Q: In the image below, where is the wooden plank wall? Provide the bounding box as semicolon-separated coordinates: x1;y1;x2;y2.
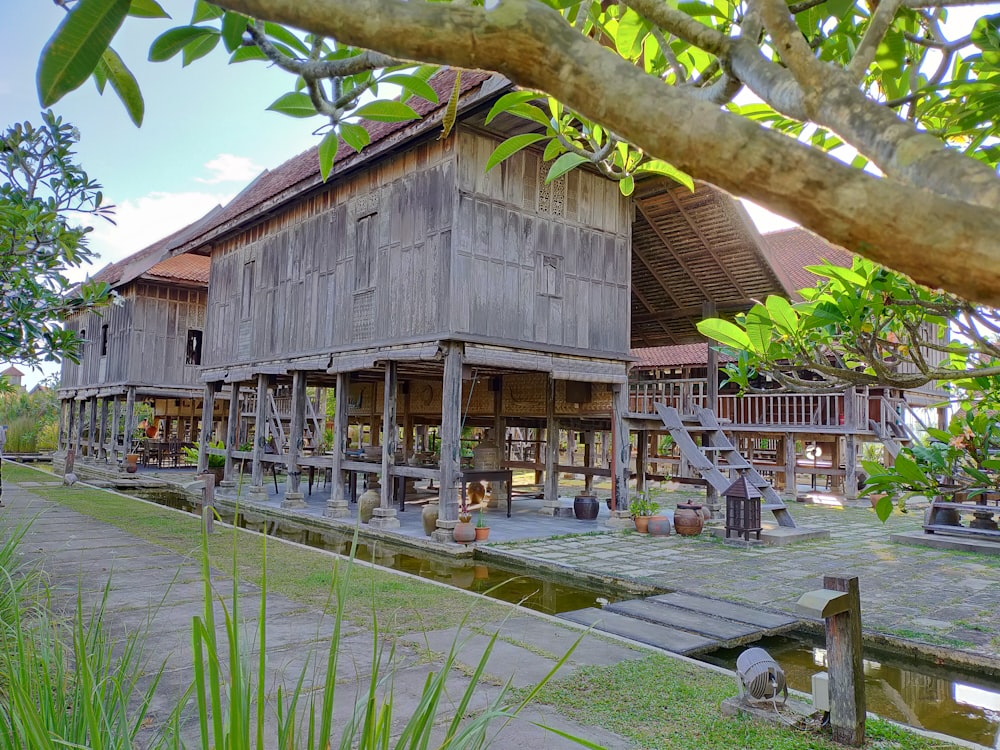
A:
452;128;631;355
60;282;206;390
205;138;457;368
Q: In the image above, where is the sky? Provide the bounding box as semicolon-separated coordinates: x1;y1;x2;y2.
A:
0;1;795;388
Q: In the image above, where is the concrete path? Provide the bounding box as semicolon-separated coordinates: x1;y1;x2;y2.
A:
1;481;641;749
490;494;1000;662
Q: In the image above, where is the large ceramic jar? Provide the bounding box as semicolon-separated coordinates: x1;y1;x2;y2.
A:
453;520;476;543
573;494;599;520
358;483;381;524
421;502;439;536
674;504;705;536
647;516;672;537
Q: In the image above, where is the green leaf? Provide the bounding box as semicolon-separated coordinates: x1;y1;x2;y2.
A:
875;494;894;522
266;91;316;118
129;0;169;18
191;0;223;22
744;304;773;356
485;133;548;172
893;453;930;487
542;137;563;162
696;318;751;350
229;46;267;63
37;0;131;106
615;8;649;58
634;159;694;190
440;70;462;139
924;427;952;443
100;47;144;126
380;73;438;105
484;90;539;125
354;100;420;122
149;26;216;62
765;295;798;335
340;123;370;152
318;132;339;182
619;175;635;196
545;152;589;183
181;30;219;66
220;12;249;53
262;23;310;56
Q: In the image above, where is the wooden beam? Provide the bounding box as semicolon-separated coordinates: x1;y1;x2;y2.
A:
110;396;120;463
542;376;560;513
326;371;351;518
283;370;308;507
197;384;215;473
250;373;269;495
630;284;681;344
583;430;595;493
379;362;398;511
635;200;713;300
663;189;746;295
223;383;241;484
610;383;630;513
98;397;109;461
86;396;97;460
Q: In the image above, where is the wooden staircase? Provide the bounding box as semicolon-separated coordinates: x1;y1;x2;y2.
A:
654;404;796;528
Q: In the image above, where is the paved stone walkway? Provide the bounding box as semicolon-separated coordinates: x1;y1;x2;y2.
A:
491;495;1000;661
1;480;641;749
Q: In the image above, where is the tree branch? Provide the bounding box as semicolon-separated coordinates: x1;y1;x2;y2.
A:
848;0;904;82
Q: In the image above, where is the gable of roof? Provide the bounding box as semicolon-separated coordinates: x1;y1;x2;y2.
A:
1;365;24;377
143;254;211;285
760;227;855;300
631;343;735;369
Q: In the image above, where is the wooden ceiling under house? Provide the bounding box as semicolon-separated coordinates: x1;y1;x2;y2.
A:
629;178;788;349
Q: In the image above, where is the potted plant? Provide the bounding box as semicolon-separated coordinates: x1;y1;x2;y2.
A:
475;507;490;542
628;494;661;534
183;440;226;483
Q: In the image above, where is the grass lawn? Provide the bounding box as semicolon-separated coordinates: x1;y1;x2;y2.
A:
3;461;964;750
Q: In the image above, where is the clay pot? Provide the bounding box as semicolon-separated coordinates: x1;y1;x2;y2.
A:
674;504;705;536
358;484;381;524
125;453;139;474
474;525;490;542
573;494;600;520
421;502;439;536
633;515;652;534
647;516;672;537
453;521;476;543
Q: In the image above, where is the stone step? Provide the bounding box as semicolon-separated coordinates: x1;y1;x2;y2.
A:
648;592;798;631
558;607;717;655
603;599;759;644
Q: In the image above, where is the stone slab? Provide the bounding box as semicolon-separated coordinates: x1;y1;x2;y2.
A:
647;592;798;631
891;529;1000;556
604;599;759;641
558;607;717;655
709;525;830;545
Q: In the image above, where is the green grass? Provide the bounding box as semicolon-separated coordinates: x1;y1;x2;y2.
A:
525;656;963;749
2;462;510;635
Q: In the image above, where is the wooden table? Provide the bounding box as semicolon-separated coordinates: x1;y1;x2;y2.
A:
461;469;515;517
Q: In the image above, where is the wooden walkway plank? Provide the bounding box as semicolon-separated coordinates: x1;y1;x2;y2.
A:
603;599;758;641
558;607;718;655
648;592;798;631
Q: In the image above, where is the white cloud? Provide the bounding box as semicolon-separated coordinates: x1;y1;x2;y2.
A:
79;189;235;281
195;153;263;185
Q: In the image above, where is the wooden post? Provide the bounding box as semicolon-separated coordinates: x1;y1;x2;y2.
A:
402;381;414;459
76;400;85;458
533;428;543;484
372;362;400;529
197;384;215;473
57;399;67;453
98;397;109;461
583;430;595;493
566;429;577;477
124;387;136;455
541;376;560;515
636;430;648;495
784;432;798;500
608;383;631;525
250;373;269;498
86;396;97;461
844;434;858;501
223;382;240;485
110;396;120;464
200;471;215;534
325;371;351;518
281;371;308;508
434;342;463;542
823;575;866;746
492;376;506;507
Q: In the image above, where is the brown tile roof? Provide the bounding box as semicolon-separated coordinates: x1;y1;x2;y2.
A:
1;365;24;377
760;227;855;300
144;254;210;285
169;69;499;256
631;344;735;369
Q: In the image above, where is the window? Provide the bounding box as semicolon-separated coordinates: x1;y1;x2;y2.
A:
186;329;203;366
100;324;109;356
537;254;563;298
241;260;255;319
79;329;86;356
354;214;377;291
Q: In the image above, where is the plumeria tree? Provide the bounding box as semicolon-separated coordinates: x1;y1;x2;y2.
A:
0;112;111;369
33;0;1000;306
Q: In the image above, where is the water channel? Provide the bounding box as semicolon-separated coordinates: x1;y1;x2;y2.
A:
133;487;1000;747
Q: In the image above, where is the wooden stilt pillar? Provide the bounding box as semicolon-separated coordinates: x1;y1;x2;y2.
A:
57;400;67;453
566;429;577;478
533;428;543;484
326;372;351;518
323;372;351;518
75;400;85;458
785;433;798;500
372;362;400;528
433;343;463;542
402;381;414;459
541;376;561;515
282;371;307;508
223;383;240;485
491;375;506;508
65;399;75;456
845;434;858;502
98;397;109;461
250;373;269;499
123;387;136;456
85;396;97;461
636;430;648;495
824;575;866;746
197;384;215;473
608;383;632;527
583;430;595;493
109;397;120;464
